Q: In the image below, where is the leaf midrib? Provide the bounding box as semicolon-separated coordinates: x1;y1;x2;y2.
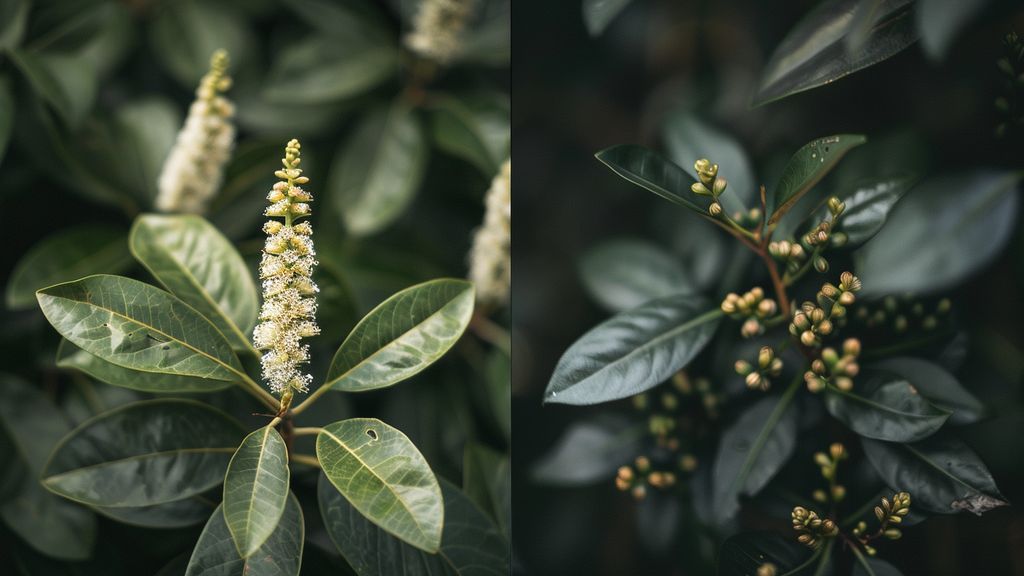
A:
231;427;287;555
827;384;950;420
901;443;986;495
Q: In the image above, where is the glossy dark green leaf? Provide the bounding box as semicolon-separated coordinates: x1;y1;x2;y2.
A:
324;279;474;393
578;238;694;313
830;176;915;247
767;134;866;225
582;0;633;35
6;225;131;310
753;0;916;106
223;426;290;558
825;376;950;442
718;531;813;576
317;418;442;552
862;435;1008;515
330;102;427;236
319;475;509;575
662;110;757;214
186;492;304;576
856;171;1022;296
917;0;988;61
149;0;254;86
93;496;216;528
9;49;97;127
57;339;232;393
429;92;510;175
130;214;259;351
712;384;800;520
545;295;720;405
458;0;510;66
870;357;985;425
463;443;510;535
0;0;29;50
0;375;96;560
595;145;708;214
42;399;245;507
264;35;397;105
103;98;182;207
37;275;245;381
531;416;643;486
0;75;12;165
285;0;390;38
853;556;903;576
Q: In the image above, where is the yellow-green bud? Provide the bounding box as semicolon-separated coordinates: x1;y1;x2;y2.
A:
735;360;753;375
694;158;718;186
709;201;723;216
714;177;728;195
635;456;651;473
835;376;853;391
801;330;817;347
691;182;711;196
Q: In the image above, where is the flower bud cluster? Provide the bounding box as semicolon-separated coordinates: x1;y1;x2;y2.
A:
615;456;677;500
768;239;807;273
791;506;838;549
253;139;320;395
691;158;729;217
853;491;912;555
156;50;236;214
469;159;511;306
735;346;783;391
804;338;861;393
405;0;476;65
721;287;779;338
855;296;951;333
811;443;848;503
790;272;861;347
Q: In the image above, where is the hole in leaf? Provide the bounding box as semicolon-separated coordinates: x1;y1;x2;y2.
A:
366;429;378;440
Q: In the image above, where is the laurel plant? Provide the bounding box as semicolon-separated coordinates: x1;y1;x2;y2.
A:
534;125;1021;574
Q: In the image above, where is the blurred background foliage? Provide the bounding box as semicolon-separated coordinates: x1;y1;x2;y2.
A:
513;0;1024;574
0;0;508;572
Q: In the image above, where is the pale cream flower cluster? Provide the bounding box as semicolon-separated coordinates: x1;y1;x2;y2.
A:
253;139;320;395
469;159;511;306
155;50;235;214
405;0;476;65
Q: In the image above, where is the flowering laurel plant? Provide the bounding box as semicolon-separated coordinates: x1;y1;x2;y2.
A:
28;137;509;573
534;128;1022;574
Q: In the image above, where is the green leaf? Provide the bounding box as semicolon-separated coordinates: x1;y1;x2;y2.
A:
6;225;131;310
712;382;800;520
93;496;216;529
0;375;96;560
531;416;642;486
42;399;245;507
130;214;258;352
57;339;232;394
824;376;950;442
317;418;443;552
264;35;398;105
753;0;916;106
917;0;988;61
545;296;721;405
186;492;304;576
36;275;245;381
463;442;510;535
862;435;1008;515
767;134;867;226
324;279;474;393
109;99;182;206
0;75;13;165
319;475;509;575
578;238;694;313
149;0;254;87
330;101;427;236
662;110;757;214
429;92;510;175
285;0;391;39
223;426;290;558
853;557;904;576
484;348;511;443
0;0;29;50
855;171;1022;296
829;175;915;247
870;357;985;425
595;145;709;214
458;0;510;66
9;49;97;127
718;531;814;576
582;0;633;35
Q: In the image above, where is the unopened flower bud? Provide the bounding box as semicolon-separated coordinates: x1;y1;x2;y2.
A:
831;232;848;247
838;291;856;305
691;182;711;196
758;346;774;369
709;201;723;216
714;177;728;195
814;452;831;467
839;271;861;292
694;158;718;186
758;299;777;317
817;319;833;335
635;456;650;473
832;485;846;501
735;360;753;375
835;376;853;391
801;330;817;347
827;196;845;216
813;489;827;503
746;372;765;390
680;454;698;472
793;312;811;330
814;256;829;273
884;528;902;540
741;318;762;338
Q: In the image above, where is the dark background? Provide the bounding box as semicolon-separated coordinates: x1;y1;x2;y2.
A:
512;0;1024;574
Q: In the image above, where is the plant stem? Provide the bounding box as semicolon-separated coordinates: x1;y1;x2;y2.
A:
289;381;332;416
290;454;320;468
292;427;322;437
761;249;792;317
812;538;834;576
470;313;511;355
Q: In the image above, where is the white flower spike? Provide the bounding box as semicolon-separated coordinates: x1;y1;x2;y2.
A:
469;159;511;306
156;49;235;214
405;0;476;65
253;139;320;397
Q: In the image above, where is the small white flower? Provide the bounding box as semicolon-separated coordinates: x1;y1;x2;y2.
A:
155;50;235;214
253;139;320;395
469;159;511;306
405;0;476;65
